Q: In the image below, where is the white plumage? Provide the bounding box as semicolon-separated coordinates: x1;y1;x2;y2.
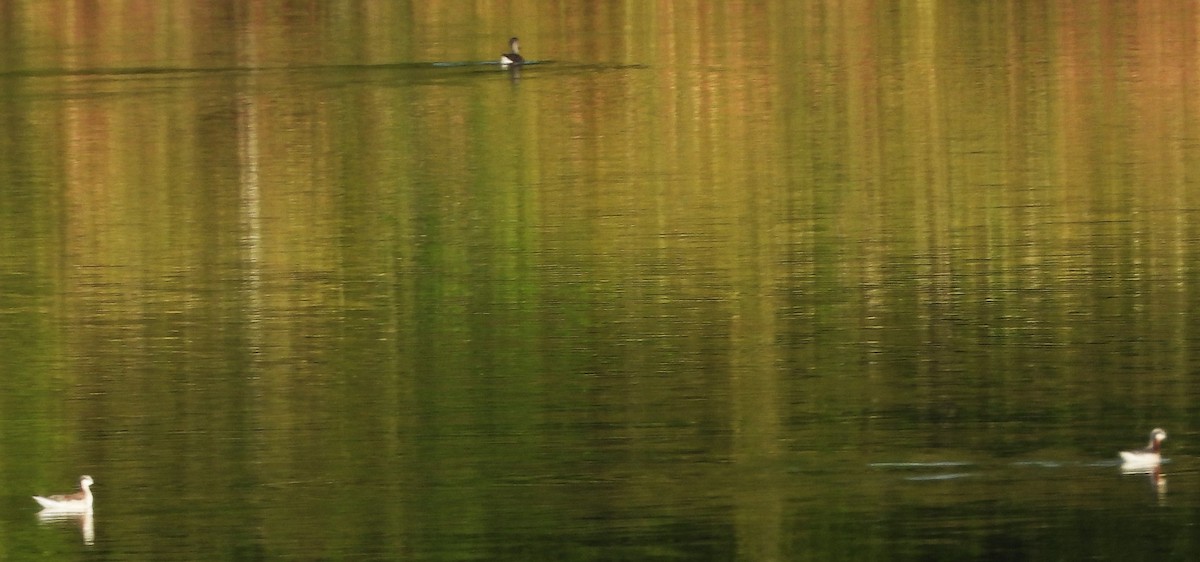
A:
1119;429;1166;469
33;475;94;512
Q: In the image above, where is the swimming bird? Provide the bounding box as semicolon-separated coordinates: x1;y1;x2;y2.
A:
1119;428;1167;469
500;37;525;65
32;475;94;512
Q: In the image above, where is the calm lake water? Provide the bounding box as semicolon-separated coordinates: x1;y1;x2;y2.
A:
2;1;1199;560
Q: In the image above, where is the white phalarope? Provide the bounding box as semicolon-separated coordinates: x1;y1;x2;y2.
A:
32;475;94;512
1119;428;1166;469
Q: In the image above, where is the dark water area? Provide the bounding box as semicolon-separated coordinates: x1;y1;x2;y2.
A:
2;1;1200;560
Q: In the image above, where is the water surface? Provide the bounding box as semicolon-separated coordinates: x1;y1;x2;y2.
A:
2;1;1199;560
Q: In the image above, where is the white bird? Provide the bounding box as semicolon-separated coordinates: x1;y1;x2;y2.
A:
33;475;94;512
1119;428;1167;469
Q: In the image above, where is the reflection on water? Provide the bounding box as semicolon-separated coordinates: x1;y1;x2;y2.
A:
1122;462;1169;502
2;1;1200;560
37;509;94;546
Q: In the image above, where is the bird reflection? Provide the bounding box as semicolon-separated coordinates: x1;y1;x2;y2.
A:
37;508;94;545
1120;463;1167;503
1148;466;1168;502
